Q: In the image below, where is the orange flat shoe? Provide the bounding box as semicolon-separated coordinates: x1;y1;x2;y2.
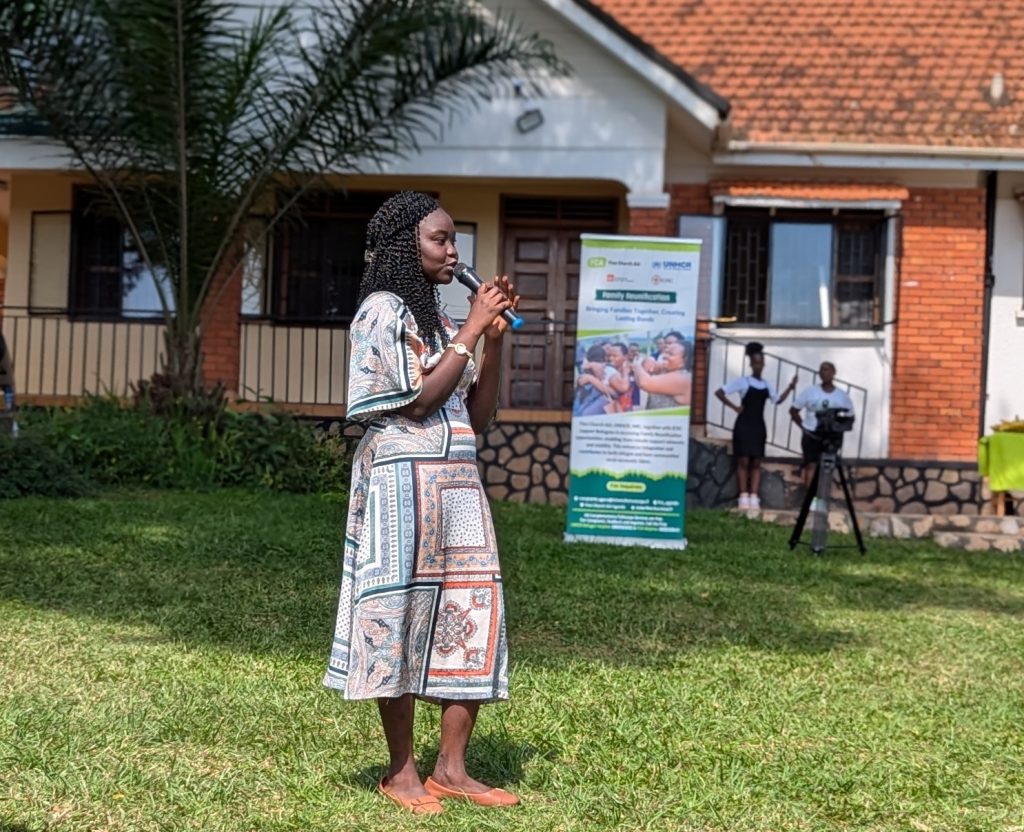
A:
378;777;444;815
424;776;520;807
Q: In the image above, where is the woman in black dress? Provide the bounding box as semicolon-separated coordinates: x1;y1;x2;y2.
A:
714;342;796;510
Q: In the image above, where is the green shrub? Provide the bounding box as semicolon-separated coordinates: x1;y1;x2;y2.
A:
3;398;354;497
210;410;353;493
0;430;93;498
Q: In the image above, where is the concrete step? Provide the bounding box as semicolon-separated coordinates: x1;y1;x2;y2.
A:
932;531;1024;553
929;515;1022;535
734;508;1023;547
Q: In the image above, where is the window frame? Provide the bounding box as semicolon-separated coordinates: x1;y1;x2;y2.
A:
67;187;167;322
720;207;887;331
264;189;437;327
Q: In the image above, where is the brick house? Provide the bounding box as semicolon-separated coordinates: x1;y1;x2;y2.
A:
2;0;1022;511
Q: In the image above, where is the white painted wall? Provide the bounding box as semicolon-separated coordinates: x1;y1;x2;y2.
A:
0;0;687;198
986;173;1024;430
705;330;890;459
361;0;673;195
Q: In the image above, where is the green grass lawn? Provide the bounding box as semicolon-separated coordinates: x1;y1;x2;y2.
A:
0;491;1022;832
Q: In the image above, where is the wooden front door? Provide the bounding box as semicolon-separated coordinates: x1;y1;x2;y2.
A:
499;197;618;409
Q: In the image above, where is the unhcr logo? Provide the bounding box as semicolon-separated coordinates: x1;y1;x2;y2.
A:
660;260;692;271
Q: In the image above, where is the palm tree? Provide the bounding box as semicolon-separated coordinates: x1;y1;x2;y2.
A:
0;0;565;398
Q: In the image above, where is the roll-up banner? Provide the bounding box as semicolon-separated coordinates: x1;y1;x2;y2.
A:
564;234;701;549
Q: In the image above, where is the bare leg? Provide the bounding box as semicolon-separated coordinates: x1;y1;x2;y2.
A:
377;695;429;800
736;456;750;497
749;457;762;496
431;700;491;793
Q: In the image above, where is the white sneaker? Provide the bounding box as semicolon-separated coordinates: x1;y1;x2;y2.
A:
749;494;761;510
738;493;751;509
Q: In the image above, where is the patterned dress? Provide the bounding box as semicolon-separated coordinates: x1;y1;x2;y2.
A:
323;291;509;702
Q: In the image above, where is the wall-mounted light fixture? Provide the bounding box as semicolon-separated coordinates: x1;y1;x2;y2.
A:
515;108;544;135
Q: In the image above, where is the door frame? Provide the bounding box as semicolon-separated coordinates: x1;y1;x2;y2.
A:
497;195;621;413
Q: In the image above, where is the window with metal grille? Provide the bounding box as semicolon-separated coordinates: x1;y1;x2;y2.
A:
721;209;885;328
69;188;171;318
266;190;438;323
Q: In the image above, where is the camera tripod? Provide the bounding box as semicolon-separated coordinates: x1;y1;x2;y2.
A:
788;438;866;556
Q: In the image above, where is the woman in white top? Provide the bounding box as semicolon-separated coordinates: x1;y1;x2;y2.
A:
715;342;796;510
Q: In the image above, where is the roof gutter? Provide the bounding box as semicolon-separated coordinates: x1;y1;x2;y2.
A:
723;140;1024;159
716;140;1024;171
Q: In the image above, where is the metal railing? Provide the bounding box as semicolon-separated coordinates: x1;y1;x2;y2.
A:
238;316;349;407
0;306;165;400
0;306;356;409
703;330;869;459
5;306;873;453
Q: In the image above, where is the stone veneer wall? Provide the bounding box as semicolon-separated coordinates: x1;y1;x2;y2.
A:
320;419;574;505
476;422;571;504
685;436;1006;516
318;420;1013;516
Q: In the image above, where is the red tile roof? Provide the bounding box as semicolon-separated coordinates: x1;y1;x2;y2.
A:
587;0;1024;149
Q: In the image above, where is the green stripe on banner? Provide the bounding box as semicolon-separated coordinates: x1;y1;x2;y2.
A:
576;329;633;338
582;239;701;252
570;468;688;481
626;407;691;417
595;290;677;303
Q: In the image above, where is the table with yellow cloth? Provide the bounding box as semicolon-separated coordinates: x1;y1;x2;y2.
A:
978;432;1024;515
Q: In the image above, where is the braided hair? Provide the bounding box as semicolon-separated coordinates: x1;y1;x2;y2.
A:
358;191;448;349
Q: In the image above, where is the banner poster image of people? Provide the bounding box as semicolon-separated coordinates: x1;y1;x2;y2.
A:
564;234;701;549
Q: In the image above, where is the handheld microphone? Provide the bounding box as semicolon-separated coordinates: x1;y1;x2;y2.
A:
453;262;524;331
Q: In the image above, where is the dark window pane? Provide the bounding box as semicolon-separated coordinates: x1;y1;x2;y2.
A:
835;280;876;327
516;239;549;262
273;191;398;322
515;273;548;298
278;217;363;320
71;189;169;317
72;198;121;316
837;225;878;276
723;218;768;323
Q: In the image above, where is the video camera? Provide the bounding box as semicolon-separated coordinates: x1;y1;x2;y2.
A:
813;407;855;449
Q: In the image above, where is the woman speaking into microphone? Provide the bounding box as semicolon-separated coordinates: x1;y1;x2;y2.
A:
323;191;521;814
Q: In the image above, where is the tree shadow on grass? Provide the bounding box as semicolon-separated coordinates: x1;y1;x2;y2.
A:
0;492;1021;668
494;502;1024;667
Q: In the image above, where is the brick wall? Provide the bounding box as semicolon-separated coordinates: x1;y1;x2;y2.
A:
200;260;242;394
627;186;712;236
627;206;669;236
890;187;986;460
668;184;711;222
